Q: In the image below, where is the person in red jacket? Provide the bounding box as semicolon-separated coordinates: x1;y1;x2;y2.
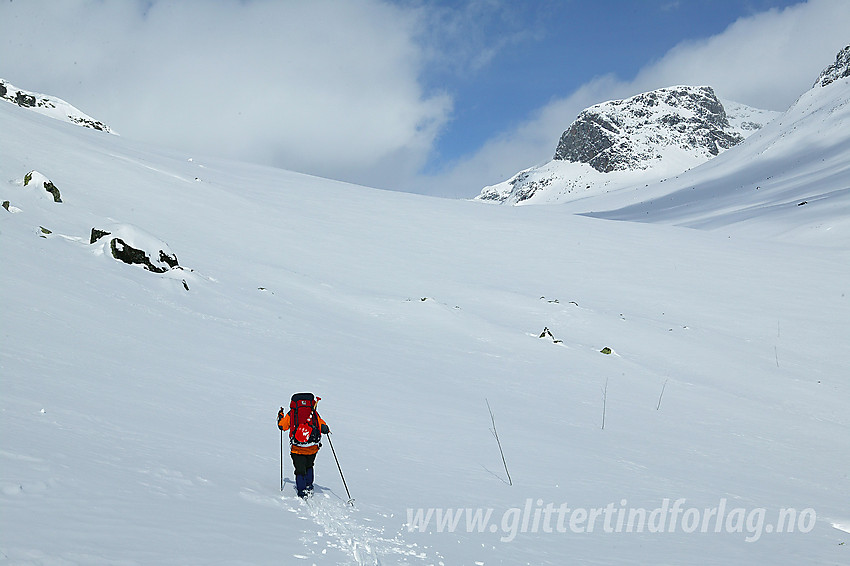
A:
278;393;329;498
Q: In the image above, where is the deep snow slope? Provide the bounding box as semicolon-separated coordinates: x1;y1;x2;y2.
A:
590;65;850;245
1;95;849;566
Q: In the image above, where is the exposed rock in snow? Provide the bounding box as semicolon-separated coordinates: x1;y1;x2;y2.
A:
90;224;181;274
23;171;62;203
553;86;742;173
1;79;114;133
813;44;850;88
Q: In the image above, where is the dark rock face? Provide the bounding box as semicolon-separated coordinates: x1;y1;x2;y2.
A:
814;44;850;88
554;114;617;171
553;86;743;173
15;91;36;108
109;238;179;274
158;250;179;269
43;180;62;203
90;228;112;244
70;116;110;131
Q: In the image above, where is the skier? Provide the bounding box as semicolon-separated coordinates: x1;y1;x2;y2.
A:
278;393;329;498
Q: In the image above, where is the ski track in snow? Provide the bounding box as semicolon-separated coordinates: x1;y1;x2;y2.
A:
279;489;444;566
240;482;443;565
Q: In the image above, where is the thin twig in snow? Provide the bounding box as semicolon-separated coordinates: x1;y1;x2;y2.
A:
486;398;512;486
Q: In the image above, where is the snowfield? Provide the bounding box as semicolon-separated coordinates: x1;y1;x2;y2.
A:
590;76;850;244
1;75;849;565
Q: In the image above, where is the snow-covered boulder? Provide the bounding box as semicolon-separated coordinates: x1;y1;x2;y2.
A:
90;224;180;274
23;170;62;203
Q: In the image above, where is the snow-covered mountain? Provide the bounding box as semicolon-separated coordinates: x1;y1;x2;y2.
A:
813;44;850;87
2;61;849;566
0;78;114;133
587;44;850;244
477;86;777;205
553;86;745;172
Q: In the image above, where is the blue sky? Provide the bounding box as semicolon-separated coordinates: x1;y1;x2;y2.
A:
1;0;847;197
419;0;802;170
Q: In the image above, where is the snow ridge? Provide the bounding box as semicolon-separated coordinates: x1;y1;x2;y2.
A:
813;43;850;88
0;78;114;133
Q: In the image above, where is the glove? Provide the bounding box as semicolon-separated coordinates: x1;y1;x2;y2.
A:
320;424;330;434
277;408;286;430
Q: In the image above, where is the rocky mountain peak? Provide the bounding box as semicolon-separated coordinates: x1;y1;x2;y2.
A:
477;86;778;206
553;85;742;173
813;44;850;88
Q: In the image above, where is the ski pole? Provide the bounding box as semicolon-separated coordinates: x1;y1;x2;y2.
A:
280;429;283;491
326;433;353;504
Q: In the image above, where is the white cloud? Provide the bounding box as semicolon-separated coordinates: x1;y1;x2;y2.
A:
0;0;451;189
407;74;627;197
411;0;545;75
628;0;850;110
421;0;850;197
2;0;847;199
